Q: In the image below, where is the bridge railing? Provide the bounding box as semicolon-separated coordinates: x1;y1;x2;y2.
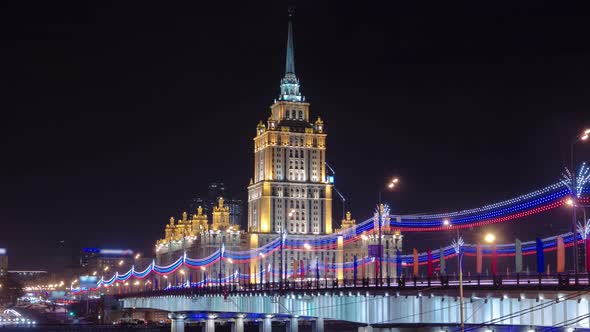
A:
113;272;589;299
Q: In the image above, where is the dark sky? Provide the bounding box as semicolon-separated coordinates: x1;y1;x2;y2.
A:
1;1;589;271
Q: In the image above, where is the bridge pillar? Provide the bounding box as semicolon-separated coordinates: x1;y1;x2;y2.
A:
205;314;216;332
311;317;324;332
168;313;186;332
286;316;299;332
259;314;272;332
231;314;244;332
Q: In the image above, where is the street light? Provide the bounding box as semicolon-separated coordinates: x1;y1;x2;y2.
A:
444;219;464;332
484;233;496;244
378;177;400;285
571;128;590;283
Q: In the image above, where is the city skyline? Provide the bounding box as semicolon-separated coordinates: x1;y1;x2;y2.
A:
1;2;589;270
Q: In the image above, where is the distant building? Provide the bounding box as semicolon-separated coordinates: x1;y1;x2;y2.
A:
0;248;7;278
80;248;134;276
225;198;243;228
189;197;210;218
7;270;48;285
208;182;227;204
188;182;243;228
53;240;81;273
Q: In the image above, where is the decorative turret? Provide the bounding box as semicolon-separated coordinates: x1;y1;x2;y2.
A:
336;211;356;232
163;217;175;242
211;197;231;231
257;121;266;136
191;206;209;232
268;116;277;130
314;116;324;133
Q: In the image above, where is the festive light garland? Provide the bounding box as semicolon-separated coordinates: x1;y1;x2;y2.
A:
73;228;589;294
72;167;590;293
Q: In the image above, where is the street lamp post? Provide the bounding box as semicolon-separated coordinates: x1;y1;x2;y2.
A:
444;218;464;332
570;129;589;284
378;178;399;286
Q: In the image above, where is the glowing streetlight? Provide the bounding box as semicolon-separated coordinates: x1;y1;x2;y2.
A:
387;178;399;189
360;234;368;241
567;198;574;206
378;176;400;284
226;258;233;264
571;128;589;283
303;243;311;250
179;270;185;275
118;260;124;266
200;266;206;271
443;218;450;226
92;271;97;276
135;253;141;259
103;266;109;272
484;233;496;244
163;275;168;279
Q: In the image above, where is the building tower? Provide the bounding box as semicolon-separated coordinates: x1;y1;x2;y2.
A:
248;10;332;236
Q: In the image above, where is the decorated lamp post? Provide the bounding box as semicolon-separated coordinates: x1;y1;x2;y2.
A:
447;219;465;332
378;177;399;285
568;129;590;284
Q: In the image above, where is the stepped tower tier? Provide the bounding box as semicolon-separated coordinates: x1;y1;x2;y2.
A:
248;11;332;236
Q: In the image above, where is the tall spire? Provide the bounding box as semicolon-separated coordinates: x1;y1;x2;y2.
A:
278;7;303;103
285;8;295;75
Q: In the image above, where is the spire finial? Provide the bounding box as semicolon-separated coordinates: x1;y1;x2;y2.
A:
278;7;303;103
285;7;296;75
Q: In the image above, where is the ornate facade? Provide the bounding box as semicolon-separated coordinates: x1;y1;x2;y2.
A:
156;198;246;284
154;12;403;286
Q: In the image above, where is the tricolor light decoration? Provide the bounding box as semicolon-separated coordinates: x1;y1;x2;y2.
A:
562;163;590;198
76;170;590;292
74;231;585;293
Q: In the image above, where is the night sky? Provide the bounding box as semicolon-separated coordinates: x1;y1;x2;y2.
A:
1;1;589;271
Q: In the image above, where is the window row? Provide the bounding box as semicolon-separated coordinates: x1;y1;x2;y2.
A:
285;110;304;120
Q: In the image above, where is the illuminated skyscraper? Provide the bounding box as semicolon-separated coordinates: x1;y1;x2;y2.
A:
247;11;332;236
